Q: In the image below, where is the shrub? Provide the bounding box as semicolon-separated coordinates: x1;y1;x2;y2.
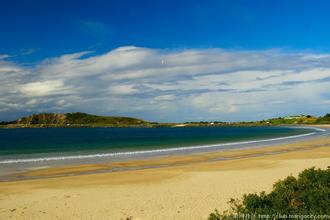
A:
208;167;330;219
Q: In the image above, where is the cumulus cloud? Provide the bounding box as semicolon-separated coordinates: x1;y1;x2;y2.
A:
18;80;72;96
1;46;330;121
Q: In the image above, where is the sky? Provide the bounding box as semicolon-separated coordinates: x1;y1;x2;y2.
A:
1;0;330;122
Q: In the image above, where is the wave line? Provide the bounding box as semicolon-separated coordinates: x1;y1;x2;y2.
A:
0;130;321;164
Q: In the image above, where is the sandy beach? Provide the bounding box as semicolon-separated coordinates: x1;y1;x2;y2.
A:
0;133;329;219
2;1;330;218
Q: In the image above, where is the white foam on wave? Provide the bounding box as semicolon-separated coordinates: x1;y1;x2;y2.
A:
306;127;326;132
0;128;323;164
288;126;327;132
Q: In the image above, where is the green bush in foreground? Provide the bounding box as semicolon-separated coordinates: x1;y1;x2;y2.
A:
209;167;330;219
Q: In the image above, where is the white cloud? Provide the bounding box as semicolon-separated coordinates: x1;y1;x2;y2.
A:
154;94;176;101
189;92;238;114
109;84;138;95
26;99;38;106
1;46;330;121
18;80;71;96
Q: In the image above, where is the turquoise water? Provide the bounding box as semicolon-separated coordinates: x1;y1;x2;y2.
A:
0;127;314;162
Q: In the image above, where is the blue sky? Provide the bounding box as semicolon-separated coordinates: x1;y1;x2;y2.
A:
3;0;330;60
1;0;330;122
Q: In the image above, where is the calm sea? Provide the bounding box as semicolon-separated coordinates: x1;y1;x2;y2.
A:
0;126;317;163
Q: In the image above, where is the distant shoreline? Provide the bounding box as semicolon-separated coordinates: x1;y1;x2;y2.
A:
1;112;330;128
1;123;330;129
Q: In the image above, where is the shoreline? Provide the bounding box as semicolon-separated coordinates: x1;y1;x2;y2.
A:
0;134;329;219
0;133;329;219
1;126;329;182
0;127;319;164
0;126;326;180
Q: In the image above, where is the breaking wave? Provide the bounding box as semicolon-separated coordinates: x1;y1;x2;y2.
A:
0;128;322;164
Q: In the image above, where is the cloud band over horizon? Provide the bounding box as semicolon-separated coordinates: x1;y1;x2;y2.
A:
1;46;330;122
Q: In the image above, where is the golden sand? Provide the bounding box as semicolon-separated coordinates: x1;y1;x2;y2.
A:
0;134;329;219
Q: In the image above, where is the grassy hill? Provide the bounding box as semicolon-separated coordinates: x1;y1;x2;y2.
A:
316;113;330;124
1;112;329;128
263;115;319;125
4;112;152;128
182;114;324;127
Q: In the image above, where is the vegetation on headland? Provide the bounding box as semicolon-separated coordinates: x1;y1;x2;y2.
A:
208;167;330;220
0;112;157;128
316;113;330;124
182;114;329;127
0;112;330;128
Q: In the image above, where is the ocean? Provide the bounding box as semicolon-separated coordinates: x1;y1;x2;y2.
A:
0;126;320;165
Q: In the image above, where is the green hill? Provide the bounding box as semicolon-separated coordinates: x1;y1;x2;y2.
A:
1;112;330;128
316;113;330;124
65;112;147;126
263;114;318;125
9;112;151;127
